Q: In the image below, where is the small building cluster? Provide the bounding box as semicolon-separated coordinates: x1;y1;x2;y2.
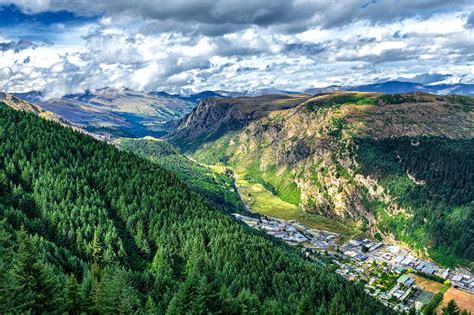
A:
231;213;338;248
232;212;474;312
451;270;474;292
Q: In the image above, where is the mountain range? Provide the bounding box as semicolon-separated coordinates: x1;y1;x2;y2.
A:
14;88;196;139
10;80;474;139
2;84;474;313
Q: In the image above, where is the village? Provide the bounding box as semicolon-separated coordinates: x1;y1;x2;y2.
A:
232;212;474;313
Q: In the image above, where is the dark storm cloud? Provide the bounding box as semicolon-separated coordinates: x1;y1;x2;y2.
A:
139;20;248;37
317;0;472;29
283;43;325;56
6;0;473;35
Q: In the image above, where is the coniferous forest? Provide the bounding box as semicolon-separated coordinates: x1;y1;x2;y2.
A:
0;105;392;313
119;137;245;214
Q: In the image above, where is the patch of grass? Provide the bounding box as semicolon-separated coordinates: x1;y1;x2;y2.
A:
306;93;376;111
439;287;474;314
236;171;359;240
237;174;300;219
244;162;301;206
376;94;417;105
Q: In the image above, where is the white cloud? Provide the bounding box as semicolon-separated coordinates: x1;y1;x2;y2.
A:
0;1;473;95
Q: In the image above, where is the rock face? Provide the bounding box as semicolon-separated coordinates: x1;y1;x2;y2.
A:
169;94;311;149
170;91;474;227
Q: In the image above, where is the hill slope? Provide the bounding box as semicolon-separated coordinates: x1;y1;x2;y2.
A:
0;92;73;127
0;103;391;313
169;92;474;266
15;88;196;139
118;137;245;214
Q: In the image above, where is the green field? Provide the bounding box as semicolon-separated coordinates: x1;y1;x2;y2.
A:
235;172;360;242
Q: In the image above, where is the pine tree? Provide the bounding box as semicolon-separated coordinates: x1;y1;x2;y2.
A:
297;295;313;315
144;295;158;314
0;224;17;313
64;275;81;314
12;228;60;312
442;299;460;315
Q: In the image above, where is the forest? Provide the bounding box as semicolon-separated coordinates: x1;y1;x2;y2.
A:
0;104;392;314
119;137;245;214
355;136;474;265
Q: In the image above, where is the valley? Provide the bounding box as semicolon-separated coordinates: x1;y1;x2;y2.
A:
169;91;474;269
15;88;197;139
3;2;474;313
0;103;395;314
2;89;473;314
234;167;359;242
232;195;474;314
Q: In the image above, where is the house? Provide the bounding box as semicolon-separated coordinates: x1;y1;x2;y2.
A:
397;274;415;287
368;242;384;252
401;256;415;266
349;239;362;247
387;245;400;254
395;255;405;263
394;266;406;274
400;288;412;301
355;253;368;261
421;265;437;275
344;250;358;258
441;269;450;279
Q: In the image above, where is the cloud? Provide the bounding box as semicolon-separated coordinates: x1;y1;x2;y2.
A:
0;1;473;96
467;12;474;28
4;0;473;34
396;73;452;84
0;39;38;52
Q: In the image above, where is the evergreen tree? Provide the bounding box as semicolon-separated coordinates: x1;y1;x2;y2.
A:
64;275;81;314
442;299;460;315
0;106;394;314
11;228;60;312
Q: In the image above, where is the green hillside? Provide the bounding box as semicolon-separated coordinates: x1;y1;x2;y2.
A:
0;105;391;313
169;92;474;267
118;137;245;214
355;136;474;266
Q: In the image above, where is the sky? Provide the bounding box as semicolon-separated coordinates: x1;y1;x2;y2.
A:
0;0;473;98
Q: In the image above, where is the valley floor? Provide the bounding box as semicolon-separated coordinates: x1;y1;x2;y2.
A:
184;158;474;313
234;170;360;243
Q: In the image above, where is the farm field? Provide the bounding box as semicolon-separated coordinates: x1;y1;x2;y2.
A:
414;275;444;293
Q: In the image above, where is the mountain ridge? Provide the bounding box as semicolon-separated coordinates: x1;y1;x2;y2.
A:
169;91;474;266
